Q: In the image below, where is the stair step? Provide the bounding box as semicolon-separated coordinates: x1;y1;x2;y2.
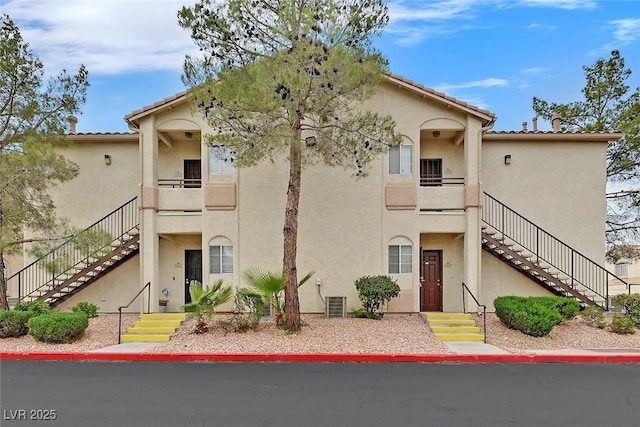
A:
431;326;481;333
427;319;476;325
127;326;178;334
120;334;171;342
141;313;188;321
435;333;485;341
134;320;183;328
424;312;472;319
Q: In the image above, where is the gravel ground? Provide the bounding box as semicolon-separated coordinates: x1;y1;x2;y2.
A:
0;314;138;353
148;314;452;354
481;313;640;351
1;312;640;353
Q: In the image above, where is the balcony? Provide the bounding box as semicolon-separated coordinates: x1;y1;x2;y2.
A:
418;177;465;211
157;179;202;212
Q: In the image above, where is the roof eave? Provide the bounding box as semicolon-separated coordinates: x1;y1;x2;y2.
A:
484;131;623;142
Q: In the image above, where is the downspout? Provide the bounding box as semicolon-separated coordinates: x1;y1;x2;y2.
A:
475;117;496;309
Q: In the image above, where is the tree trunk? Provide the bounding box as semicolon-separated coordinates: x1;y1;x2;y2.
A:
0;202;8;310
283;130;303;332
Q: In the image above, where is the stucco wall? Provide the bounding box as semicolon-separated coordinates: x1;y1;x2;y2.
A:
56;255;140;313
482;139;607;262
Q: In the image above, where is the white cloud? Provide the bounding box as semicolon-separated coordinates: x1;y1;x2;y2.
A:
521;66;547;74
610;18;640;43
2;0;198;74
511;0;597;9
435;78;509;92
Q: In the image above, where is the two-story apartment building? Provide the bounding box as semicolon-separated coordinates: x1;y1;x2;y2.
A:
6;73;622;314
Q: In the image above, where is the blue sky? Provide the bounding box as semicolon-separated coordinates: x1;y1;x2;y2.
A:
2;0;640;132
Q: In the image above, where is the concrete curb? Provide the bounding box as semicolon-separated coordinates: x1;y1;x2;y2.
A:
2;352;640;363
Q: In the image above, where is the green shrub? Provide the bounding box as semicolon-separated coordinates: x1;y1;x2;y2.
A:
494;296;562;337
28;312;89;343
533;296;579;321
0;310;35;338
13;300;51;316
349;308;368;318
610;315;636;335
354;275;400;320
581;306;607;329
614;294;640;325
228;291;262;333
71;302;99;318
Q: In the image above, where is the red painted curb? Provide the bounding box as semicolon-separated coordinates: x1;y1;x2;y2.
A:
2;352;640;363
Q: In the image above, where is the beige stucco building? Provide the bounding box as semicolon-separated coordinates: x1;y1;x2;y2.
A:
6;74;622;314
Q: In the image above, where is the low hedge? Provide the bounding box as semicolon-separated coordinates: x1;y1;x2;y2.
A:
28;312;89;343
494;295;573;337
0;310;36;338
13;300;51;316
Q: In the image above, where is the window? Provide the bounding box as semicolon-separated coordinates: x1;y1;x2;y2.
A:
615;262;628;278
389;245;412;274
420;158;442;186
389;144;413;175
210;245;233;274
209;146;234;175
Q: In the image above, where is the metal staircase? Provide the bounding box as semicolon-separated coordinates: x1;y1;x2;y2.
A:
9;197;140;307
481;192;626;310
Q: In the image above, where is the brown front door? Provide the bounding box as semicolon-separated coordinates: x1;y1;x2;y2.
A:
421;250;443;311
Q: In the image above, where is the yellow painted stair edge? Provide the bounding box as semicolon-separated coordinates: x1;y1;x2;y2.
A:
120;334;171;342
431;326;481;333
424;312;472;319
435;334;485;341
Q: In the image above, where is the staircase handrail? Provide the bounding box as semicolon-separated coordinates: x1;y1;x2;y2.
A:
482;192;627;309
9;196;139;301
461;282;486;343
118;282;150;344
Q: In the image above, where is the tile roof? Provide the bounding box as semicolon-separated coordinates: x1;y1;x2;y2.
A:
384;72;496;120
487;130;621;135
124;72;497;124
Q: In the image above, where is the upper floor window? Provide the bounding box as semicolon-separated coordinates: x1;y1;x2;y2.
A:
420;158;442;186
389;244;412;274
209;146;234;175
210;245;233;274
389;144;413;175
615;262;628;278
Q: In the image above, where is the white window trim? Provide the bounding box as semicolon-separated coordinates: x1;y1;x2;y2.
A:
209;146;234;175
389;244;412;274
210;245;233;274
389;144;413;175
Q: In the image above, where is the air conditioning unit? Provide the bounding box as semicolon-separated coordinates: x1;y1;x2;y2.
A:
325;296;347;318
262;302;274;317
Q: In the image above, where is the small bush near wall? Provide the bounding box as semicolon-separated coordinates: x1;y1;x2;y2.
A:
610;315;636;335
614;294;640;325
28;312;89;343
494;296;563;337
354;275;400;320
0;310;36;338
13;300;51;316
581;306;607;329
71;302;99;318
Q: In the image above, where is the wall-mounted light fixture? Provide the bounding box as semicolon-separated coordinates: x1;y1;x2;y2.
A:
432;130;441;138
184;131;193;139
504;154;512;165
104;154;112;165
305;136;317;147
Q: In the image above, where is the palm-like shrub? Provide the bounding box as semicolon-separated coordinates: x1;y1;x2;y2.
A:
182;280;232;333
241;268;313;327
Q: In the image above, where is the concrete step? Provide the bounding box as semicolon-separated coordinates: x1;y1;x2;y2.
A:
120;312;189;343
134;319;183;328
431;326;481;333
435;333;485;341
424;313;485;342
127;326;178;334
120;334;171;342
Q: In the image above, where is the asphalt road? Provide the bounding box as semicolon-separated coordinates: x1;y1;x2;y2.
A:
1;360;639;427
